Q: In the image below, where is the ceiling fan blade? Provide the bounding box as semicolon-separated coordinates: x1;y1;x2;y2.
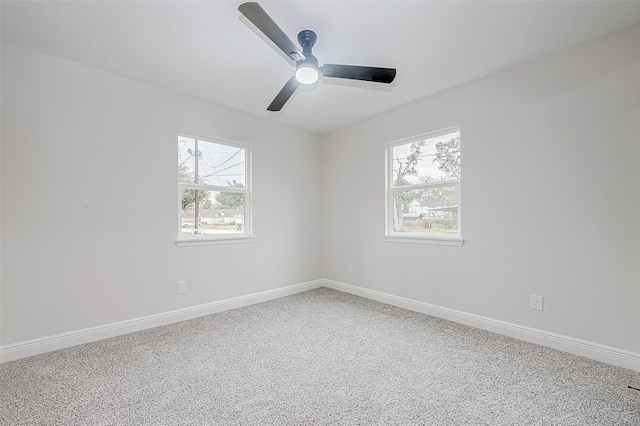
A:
267;77;300;111
238;2;305;61
322;64;396;84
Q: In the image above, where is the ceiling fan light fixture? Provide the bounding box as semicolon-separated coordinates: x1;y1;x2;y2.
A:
295;64;319;84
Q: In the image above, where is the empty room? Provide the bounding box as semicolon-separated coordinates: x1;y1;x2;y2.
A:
1;1;639;424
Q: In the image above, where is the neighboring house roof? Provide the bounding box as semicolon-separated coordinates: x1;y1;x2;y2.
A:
410;196;443;208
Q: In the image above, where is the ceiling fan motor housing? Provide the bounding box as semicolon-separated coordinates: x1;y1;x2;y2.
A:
296;30;318;69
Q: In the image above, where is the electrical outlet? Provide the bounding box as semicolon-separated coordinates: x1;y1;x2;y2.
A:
530;295;543;311
177;281;187;294
347;264;353;274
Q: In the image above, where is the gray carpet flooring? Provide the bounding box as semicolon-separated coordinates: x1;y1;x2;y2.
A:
1;287;639;425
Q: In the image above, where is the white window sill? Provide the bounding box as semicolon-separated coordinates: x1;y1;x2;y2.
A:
384;235;464;247
176;236;255;247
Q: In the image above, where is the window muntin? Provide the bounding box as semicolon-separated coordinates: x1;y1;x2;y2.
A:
387;129;461;239
178;135;250;240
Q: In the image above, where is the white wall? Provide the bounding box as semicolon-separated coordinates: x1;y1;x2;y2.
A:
1;42;322;345
2;24;639;361
321;25;640;353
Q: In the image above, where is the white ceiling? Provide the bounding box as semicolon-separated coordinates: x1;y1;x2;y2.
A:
2;1;640;135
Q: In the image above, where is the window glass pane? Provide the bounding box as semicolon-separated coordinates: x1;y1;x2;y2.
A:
392;131;460;186
393;186;459;234
180;189;245;236
197;140;246;187
391;189;423;232
178;137;196;183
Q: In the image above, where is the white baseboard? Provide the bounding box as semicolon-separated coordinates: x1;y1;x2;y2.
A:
3;278;638;372
322;279;640;372
0;279;324;363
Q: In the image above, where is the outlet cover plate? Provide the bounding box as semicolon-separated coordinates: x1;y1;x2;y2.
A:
530;295;543;311
177;281;187;294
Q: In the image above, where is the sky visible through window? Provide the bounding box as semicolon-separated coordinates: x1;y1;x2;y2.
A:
178;136;245;187
392;131;459;185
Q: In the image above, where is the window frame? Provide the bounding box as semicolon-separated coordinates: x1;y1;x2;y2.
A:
176;133;253;247
384;127;463;246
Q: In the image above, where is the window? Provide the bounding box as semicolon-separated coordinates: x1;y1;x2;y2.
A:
177;135;251;244
386;128;462;245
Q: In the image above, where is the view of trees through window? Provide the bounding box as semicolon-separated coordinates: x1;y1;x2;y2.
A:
178;136;248;237
390;130;461;235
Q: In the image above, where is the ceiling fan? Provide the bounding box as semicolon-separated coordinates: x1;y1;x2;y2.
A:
238;2;397;111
